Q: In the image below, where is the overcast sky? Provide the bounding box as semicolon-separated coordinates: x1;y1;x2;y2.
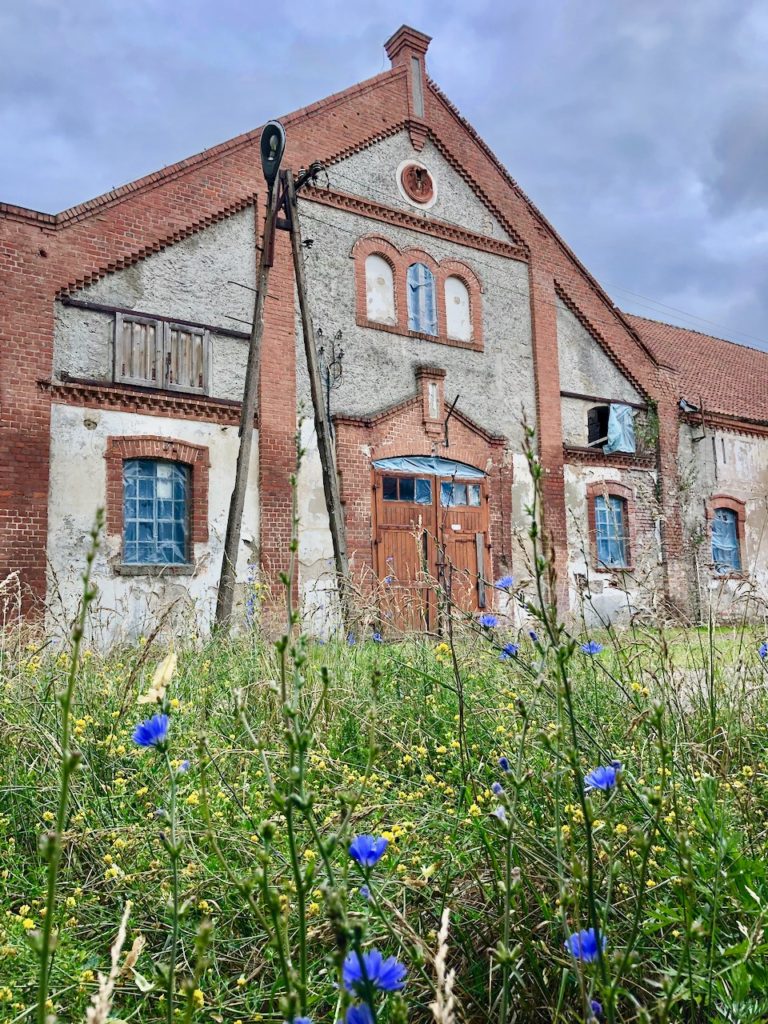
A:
2;0;767;348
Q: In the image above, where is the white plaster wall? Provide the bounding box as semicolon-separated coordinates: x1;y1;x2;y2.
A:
563;463;661;627
557;298;642;404
678;423;768;619
53;208;255;401
46;404;259;646
296;419;339;637
327;132;510;240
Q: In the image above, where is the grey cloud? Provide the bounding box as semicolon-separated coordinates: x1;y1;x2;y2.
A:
1;0;767;347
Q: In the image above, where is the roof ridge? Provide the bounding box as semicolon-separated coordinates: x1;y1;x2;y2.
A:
625;311;768;357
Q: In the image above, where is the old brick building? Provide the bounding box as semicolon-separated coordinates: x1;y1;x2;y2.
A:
2;25;768;640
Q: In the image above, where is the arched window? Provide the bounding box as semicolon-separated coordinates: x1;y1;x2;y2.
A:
594;494;629;568
364;254;396;325
711;507;741;573
407;262;437;335
444;276;471;341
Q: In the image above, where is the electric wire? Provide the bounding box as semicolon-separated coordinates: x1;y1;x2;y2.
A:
315;166;768;350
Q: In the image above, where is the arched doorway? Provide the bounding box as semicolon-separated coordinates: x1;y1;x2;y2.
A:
372;456;491;632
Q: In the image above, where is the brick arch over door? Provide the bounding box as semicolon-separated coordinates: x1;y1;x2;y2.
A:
334;366;512;619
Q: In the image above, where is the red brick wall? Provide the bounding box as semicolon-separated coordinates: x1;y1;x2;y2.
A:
0;67;411;614
0;34;692;621
335;372;512;591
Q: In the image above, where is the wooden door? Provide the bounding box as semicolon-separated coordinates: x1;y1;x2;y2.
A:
373;467;491;632
373;471;436;632
436;477;490;614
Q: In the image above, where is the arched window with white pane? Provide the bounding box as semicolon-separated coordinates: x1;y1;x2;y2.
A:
364;253;396;325
444;275;471;341
406;262;437;335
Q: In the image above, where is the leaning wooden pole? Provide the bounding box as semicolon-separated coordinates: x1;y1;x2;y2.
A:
284;169;352;625
214;184;279;628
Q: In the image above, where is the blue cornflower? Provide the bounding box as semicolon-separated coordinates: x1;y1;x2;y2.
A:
347;633;356;646
342;949;407;994
492;805;507;822
491;781;504;795
564;927;605;962
177;760;191;774
383;575;394;585
292;1018;312;1024
584;764;620;792
372;632;383;643
479;613;499;629
500;642;519;661
495;575;514;590
359;885;371;901
498;756;511;772
581;641;604;655
348;835;388;867
132;713;169;748
529;630;538;642
345;1007;374;1024
759;642;768;659
590;999;603;1019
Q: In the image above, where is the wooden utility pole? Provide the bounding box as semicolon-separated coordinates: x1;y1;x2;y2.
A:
214;184;279;628
284;169;352;623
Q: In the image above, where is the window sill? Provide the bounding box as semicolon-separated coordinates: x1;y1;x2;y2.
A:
116;563;195;577
592;564;635;575
709;571;747;581
357;317;483;352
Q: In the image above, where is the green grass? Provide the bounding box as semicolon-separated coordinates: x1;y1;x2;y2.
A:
2;617;768;1023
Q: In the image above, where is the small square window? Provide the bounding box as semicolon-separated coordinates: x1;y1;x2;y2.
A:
382;476;398;501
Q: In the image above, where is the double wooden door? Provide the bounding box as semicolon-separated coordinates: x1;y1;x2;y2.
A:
372;462;490;633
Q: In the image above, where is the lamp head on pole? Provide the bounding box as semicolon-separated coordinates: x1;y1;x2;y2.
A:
260;120;286;189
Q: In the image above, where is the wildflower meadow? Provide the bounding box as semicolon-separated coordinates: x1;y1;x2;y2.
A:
2;448;768;1023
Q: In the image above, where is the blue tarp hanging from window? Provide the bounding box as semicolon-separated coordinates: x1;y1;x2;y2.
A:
712;508;741;573
604;403;636;454
372;455;485;479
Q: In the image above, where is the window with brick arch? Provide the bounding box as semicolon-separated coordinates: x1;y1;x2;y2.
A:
444;275;471;341
594;494;630;568
123;459;189;565
364;254;396;325
711;507;741;574
407;262;437;335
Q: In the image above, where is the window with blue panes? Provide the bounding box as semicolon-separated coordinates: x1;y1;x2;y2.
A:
123;459;189;565
594;495;629;568
406;262;437;335
711;507;741;573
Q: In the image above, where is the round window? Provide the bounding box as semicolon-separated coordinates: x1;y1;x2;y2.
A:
399;162;436;205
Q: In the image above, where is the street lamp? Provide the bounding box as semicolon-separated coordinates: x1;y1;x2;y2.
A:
260;120;286;190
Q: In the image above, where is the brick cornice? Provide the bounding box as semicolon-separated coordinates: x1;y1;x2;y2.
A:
302;185;528;261
334;391;504;445
38;378;253;427
682;410;768;439
56;196;257;296
563;445;656;470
